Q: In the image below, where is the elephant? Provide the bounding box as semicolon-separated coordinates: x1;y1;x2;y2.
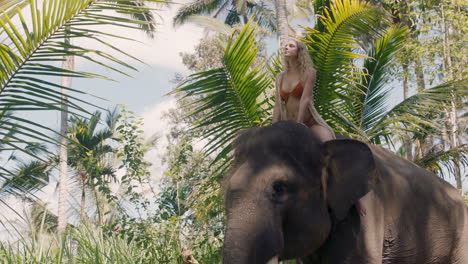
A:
222;121;468;264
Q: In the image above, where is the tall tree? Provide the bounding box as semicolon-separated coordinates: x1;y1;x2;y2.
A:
0;0;160;233
172;22;272;174
56;0;157;233
57;35;73;235
173;0;464;179
173;0;277;31
274;0;289;44
440;2;464;190
374;0;467;187
67;110;118;223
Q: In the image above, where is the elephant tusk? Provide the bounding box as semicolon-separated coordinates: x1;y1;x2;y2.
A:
266;255;278;264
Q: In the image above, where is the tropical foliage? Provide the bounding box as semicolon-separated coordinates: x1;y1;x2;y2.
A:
0;0;465;262
173;0;277;31
0;223;169;264
66;109;119;222
173;0;466;177
0;0;159;181
173;21;273;174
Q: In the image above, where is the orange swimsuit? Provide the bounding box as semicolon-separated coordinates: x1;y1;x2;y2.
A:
280;81;314;126
280;82;304;100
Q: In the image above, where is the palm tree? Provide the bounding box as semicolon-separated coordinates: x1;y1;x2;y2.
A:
67;109;118;223
57;34;73;235
0;157;52;198
57;0;157;234
172;0;316;40
0;125;52;199
172;21;272;174
173;0;464;177
173;0;277;31
273;0;289;43
173;0;386;167
0;0;161;233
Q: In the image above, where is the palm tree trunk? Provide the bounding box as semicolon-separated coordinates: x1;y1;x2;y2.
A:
93;188;106;225
414;56;425;91
402;62;413;161
57;37;74;235
80;174;86;221
441;4;462;191
274;0;290;45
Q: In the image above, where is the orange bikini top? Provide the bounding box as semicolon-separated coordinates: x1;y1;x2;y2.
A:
280;81;304;100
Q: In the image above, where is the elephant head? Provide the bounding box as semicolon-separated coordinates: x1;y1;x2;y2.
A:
223;121;378;264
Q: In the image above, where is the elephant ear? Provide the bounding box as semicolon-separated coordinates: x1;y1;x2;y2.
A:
322;139;378;221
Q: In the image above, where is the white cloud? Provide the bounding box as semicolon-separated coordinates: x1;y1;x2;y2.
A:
140;98;177;190
73;5;204;72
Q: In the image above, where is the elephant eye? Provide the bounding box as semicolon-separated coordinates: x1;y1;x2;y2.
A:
272;181;287;195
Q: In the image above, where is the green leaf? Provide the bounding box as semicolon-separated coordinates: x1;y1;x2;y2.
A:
0;0;161;192
172;21;272;163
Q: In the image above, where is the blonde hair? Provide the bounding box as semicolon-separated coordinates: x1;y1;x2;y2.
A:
282;38;315;82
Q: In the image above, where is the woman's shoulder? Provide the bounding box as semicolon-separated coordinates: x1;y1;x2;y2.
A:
305;68;316;80
307;68;316;75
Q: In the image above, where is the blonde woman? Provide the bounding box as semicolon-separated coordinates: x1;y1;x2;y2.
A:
272;38;335;142
272;38;366;216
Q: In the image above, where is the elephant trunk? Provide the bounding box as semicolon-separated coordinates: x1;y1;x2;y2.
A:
223;201;282;264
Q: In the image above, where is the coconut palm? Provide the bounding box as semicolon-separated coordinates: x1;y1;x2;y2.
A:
173;0;277;31
173;0;386;165
0;160;51;198
54;0;156;234
0;0;159;175
172;0;317;37
172;21;272;175
66;109;118;222
0;0;161;233
173;0;465;176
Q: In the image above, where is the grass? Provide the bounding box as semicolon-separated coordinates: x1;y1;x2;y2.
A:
0;216;223;264
0;224;160;264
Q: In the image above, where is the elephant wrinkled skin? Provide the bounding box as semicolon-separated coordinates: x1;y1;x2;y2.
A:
222;121;468;264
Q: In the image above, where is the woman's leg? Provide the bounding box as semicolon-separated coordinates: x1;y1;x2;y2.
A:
309;124;334;142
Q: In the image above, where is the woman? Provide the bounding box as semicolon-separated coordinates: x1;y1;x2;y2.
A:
272;38;334;142
272;38;366;216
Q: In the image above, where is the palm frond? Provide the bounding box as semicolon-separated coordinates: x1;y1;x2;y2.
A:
414;144;468;178
290;0;315;21
172;22;272;162
355;25;409;137
104;106;120;131
312;0;330;32
29;201;58;234
0;0;160;170
303;0;388;131
173;0;226;27
182;15;234;35
0;159;52;197
265;51;282;77
246;1;276;32
370;80;467;143
107;0;158;38
0;0;29;24
67;110;115;160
